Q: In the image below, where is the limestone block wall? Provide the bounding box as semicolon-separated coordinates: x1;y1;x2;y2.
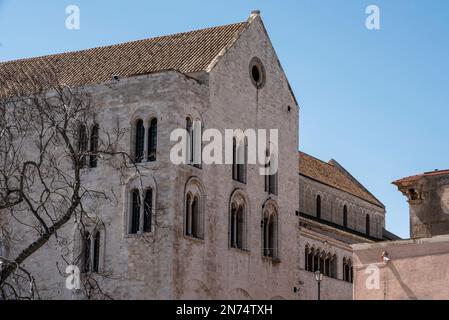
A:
1;15;302;300
299;176;385;239
170;15;300;300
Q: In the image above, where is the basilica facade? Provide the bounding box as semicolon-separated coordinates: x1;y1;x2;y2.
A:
0;11;396;300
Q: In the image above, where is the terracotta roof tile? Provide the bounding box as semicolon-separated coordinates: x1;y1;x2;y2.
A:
393;169;449;185
0;21;247;90
299;151;383;207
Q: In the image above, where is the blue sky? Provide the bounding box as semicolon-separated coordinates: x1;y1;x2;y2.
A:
1;1;449;238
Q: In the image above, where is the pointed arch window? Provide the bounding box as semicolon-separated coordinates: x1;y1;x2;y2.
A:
230;192;247;250
186;117;194;165
134;119;145;163
263;203;279;260
184;178;204;239
233;138;247;184
144;189;153;233
185;194;202;239
78;124;88;168
185;193;192;236
130;189;141;234
129;187;154;235
81;227;103;273
191;196;200;237
89;124;99;168
305;248;315;272
343;257;353;283
185;117;201;168
82;231;100;273
92;231;100;273
83;231;91;272
265;150;278;195
148;118;157;162
331;255;338;278
313;250;320;272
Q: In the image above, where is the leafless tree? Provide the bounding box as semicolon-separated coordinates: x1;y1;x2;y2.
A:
0;67;142;299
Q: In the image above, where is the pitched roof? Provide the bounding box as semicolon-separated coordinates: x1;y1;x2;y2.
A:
393;169;449;186
0;21;247;89
298;151;384;208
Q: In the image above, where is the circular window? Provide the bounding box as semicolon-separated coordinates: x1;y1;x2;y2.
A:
249;57;266;89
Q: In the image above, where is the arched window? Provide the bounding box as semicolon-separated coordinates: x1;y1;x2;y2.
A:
184;178;204;239
366;214;370;236
191;196;200;237
185;117;201;168
343;257;353;283
233;138;247;183
316;195;321;219
130;189;141;234
230;205;245;249
134;119;145;163
92;231;100;273
81;226;103;273
331;254;338;279
343;205;348;228
324;253;332;277
148;118;157;162
78;124;88;168
229;191;247;250
128;187;154;235
185;193;192;236
319;252;325;274
304;245;310;271
186;117;193;165
143;189;153;233
263;202;279;260
265;149;278;195
83;231;91;272
308;247;314;272
313;249;319;272
89;124;99;168
185;194;201;239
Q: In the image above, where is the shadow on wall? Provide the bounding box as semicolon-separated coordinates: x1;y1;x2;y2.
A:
388;262;418;300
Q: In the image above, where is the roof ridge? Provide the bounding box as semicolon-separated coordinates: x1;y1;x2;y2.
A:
329;158;385;208
298;151;335;168
0;21;247;65
299;151;384;208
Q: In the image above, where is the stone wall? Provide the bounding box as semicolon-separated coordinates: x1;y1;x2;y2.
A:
353;235;449;300
1;15;302;300
299;175;385;239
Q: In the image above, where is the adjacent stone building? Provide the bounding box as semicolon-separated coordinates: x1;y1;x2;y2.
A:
0;11;395;300
297;152;397;300
353;170;449;300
